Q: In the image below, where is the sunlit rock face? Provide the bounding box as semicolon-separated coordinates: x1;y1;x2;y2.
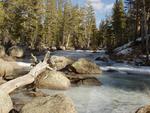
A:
50;55;75;70
135;105;150;113
0;59;14;77
8;46;24;58
36;70;71;90
71;58;102;74
21;94;77;113
0;45;5;57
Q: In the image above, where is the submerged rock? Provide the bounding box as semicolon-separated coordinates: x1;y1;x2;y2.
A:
71;58;102;74
25;91;48;97
36;70;71;90
135;105;150;113
8;46;24;58
95;55;109;62
21;94;77;113
69;76;102;86
50;55;75;70
0;90;13;113
0;45;5;57
76;77;102;86
66;73;102;86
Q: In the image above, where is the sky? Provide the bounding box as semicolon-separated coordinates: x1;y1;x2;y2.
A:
72;0;116;27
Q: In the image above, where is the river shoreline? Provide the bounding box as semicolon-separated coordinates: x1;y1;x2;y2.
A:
8;50;150;113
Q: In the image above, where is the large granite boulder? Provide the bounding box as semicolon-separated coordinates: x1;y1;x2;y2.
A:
0;59;14;77
0;77;6;85
0;90;13;113
0;45;5;57
8;46;24;58
0;59;29;78
135;105;150;113
36;70;71;90
71;58;102;74
21;94;77;113
50;56;75;70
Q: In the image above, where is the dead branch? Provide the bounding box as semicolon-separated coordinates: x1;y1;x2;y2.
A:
0;51;52;94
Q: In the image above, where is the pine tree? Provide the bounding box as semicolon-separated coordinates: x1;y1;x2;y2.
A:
112;0;126;46
84;1;97;49
0;0;101;50
0;2;4;25
43;0;58;47
99;17;115;51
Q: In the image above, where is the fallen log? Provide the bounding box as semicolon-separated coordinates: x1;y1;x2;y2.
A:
0;51;53;113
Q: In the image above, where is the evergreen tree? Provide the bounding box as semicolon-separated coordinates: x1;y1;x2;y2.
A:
84;1;97;49
112;0;126;46
0;2;4;25
0;0;99;50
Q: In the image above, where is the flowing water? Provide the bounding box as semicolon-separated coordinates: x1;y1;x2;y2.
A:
13;50;150;113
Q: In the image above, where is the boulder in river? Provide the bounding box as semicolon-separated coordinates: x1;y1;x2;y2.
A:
0;59;14;77
135;105;150;113
57;46;66;50
71;58;102;74
79;78;102;86
8;46;24;58
0;77;6;85
0;45;5;57
95;55;109;62
0;90;13;113
68;76;102;86
50;55;75;70
36;70;71;90
51;46;57;51
0;59;29;78
66;47;75;50
21;94;77;113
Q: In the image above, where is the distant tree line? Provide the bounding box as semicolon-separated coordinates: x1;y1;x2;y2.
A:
99;0;150;60
0;0;98;50
0;0;149;55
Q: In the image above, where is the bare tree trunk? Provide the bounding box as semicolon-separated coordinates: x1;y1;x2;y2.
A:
0;51;51;94
142;0;149;63
66;34;71;48
87;37;91;49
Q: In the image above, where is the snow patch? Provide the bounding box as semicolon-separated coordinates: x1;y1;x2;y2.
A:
114;42;132;53
101;64;150;75
114;37;141;53
117;48;133;55
16;62;31;67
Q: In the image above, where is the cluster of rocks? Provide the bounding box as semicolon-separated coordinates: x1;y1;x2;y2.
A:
0;49;102;113
20;94;77;113
0;45;24;60
0;91;77;113
135;105;150;113
18;57;102;113
38;56;103;89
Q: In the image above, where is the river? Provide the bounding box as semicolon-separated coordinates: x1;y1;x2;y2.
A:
12;50;150;113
